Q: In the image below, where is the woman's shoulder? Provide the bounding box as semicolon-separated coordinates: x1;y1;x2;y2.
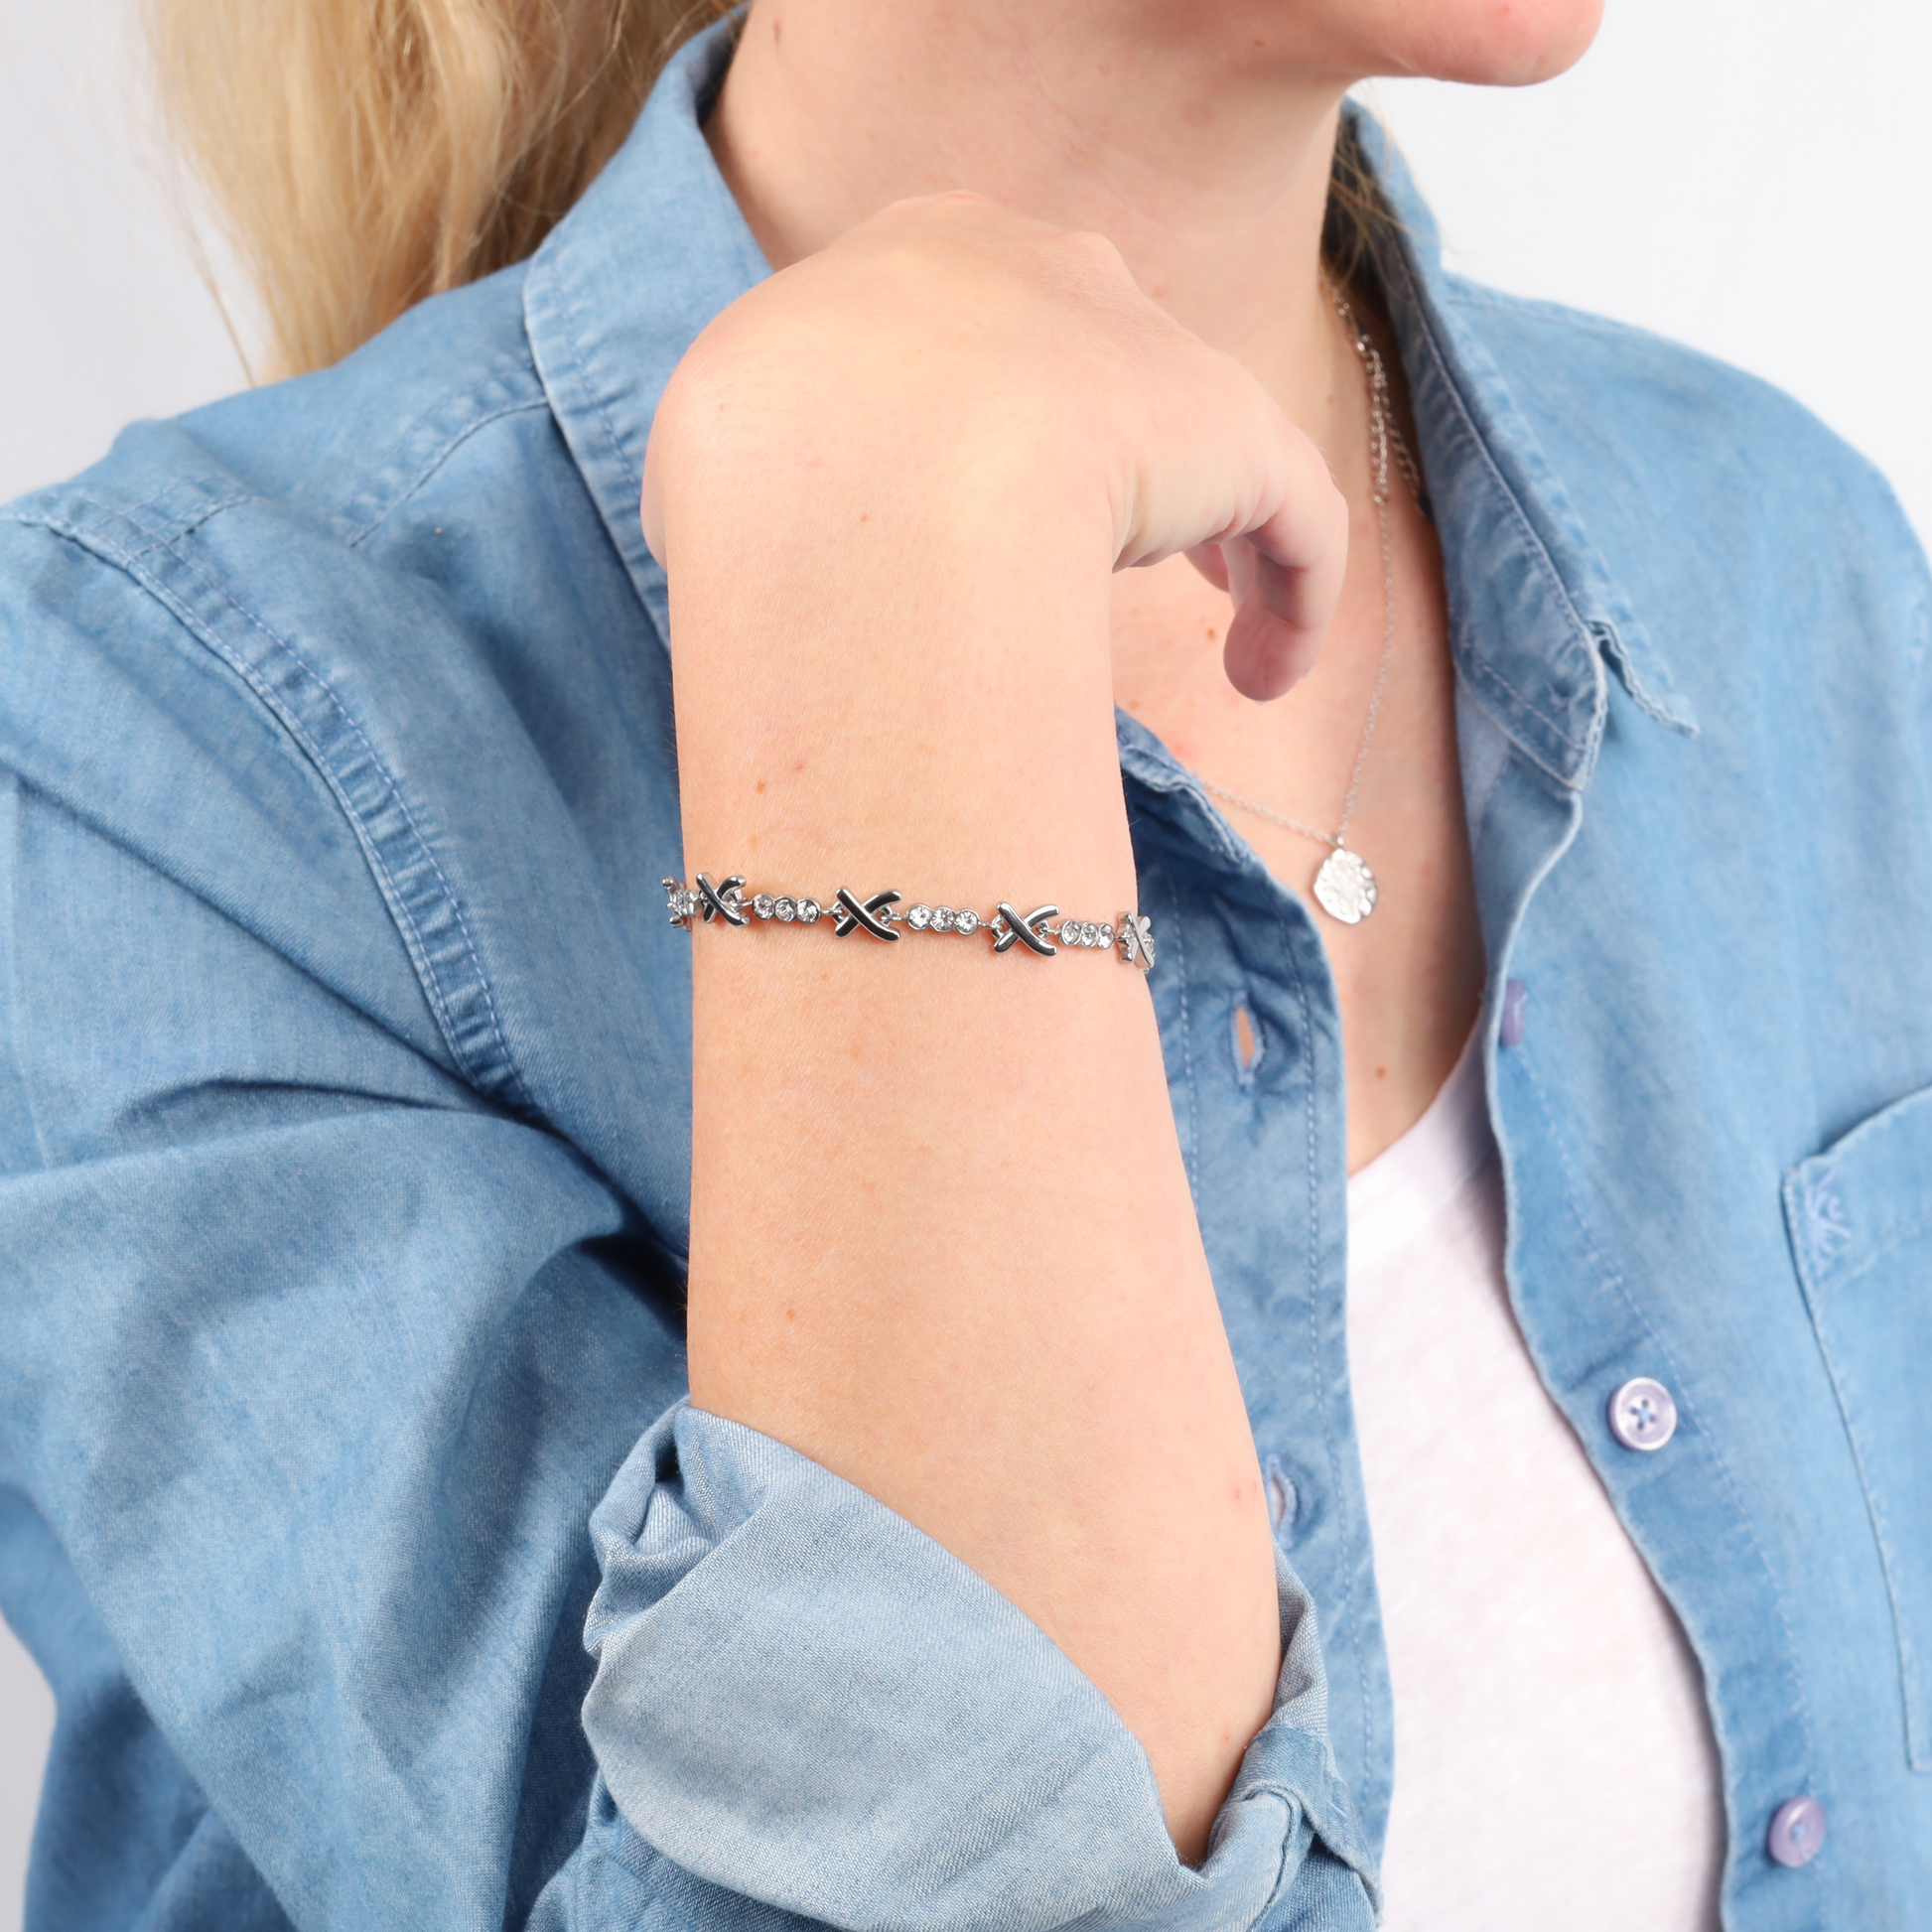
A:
0;245;667;829
1428;273;1929;683
3;260;554;570
1447;274;1922;567
0;256;688;1145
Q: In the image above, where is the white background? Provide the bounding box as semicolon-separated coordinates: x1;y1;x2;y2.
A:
1;1;1927;1924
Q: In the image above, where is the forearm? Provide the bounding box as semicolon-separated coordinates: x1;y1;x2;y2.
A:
665;437;1279;1858
647;201;1346;1855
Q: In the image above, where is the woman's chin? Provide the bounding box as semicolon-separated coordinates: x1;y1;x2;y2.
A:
1369;0;1607;88
1232;0;1605;90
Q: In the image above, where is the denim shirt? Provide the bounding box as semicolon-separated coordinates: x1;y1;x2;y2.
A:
3;19;1930;1930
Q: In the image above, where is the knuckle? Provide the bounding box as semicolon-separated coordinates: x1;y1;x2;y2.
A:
1061;224;1122;259
1055;225;1132;280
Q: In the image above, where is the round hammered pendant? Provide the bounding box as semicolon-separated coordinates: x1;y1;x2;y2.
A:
1312;847;1377;924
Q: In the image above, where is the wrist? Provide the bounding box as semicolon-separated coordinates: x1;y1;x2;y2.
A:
661;426;1128;892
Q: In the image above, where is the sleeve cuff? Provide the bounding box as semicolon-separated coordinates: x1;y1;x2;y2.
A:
579;1400;1379;1931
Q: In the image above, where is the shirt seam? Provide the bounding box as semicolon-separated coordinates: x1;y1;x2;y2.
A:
0;776;54;1176
1279;901;1374;1795
1164;867;1200;1208
343;397;556;550
3;491;254;562
1783;1167;1931;1769
540;262;647;513
1807;1205;1932;1292
1442;279;1680;347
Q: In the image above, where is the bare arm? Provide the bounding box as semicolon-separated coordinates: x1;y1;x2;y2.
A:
647;195;1345;1861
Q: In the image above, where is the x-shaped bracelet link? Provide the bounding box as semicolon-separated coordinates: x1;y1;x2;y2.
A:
665;874;1153;972
1117;911;1156;969
833;888;901;940
695;873;748;925
992;903;1057;956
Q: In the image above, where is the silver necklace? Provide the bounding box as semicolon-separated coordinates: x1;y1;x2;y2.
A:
1199;278;1421;926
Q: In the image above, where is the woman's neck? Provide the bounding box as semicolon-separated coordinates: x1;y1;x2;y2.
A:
706;0;1357;441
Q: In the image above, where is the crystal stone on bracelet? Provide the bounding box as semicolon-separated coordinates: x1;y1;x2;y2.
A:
753;894;775;919
931;906;956;932
953;908;980;935
773;896;796;922
1099;922;1115;948
797;897;822;924
906;903;932;929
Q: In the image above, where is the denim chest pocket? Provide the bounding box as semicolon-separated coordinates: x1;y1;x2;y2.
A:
1784;1081;1932;1771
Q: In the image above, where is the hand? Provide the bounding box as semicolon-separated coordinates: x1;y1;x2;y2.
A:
644;191;1347;701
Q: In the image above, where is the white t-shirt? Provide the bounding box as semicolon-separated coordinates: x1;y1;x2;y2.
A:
1344;1031;1725;1928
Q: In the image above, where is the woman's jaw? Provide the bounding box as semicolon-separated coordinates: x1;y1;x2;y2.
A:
1263;0;1605;88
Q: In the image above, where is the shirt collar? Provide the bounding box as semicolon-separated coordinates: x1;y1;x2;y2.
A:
1353;107;1698;784
525;25;1695;792
523;19;765;654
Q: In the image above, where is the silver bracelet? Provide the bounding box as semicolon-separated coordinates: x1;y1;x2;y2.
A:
664;874;1155;969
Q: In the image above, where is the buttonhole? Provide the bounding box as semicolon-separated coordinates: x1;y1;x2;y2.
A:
1230;998;1266;1089
1264;1455;1297;1538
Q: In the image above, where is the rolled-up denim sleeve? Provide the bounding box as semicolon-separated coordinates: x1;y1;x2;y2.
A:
533;1405;1378;1932
0;736;678;1926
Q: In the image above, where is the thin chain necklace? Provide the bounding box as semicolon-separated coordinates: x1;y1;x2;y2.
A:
1199;277;1423;927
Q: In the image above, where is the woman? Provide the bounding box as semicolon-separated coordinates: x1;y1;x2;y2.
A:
1;0;1926;1926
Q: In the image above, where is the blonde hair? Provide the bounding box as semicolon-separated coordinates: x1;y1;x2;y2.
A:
150;0;725;377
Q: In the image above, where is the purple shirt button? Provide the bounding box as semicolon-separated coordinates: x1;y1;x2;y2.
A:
1499;976;1528;1047
1767;1794;1826;1867
1608;1376;1678;1451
